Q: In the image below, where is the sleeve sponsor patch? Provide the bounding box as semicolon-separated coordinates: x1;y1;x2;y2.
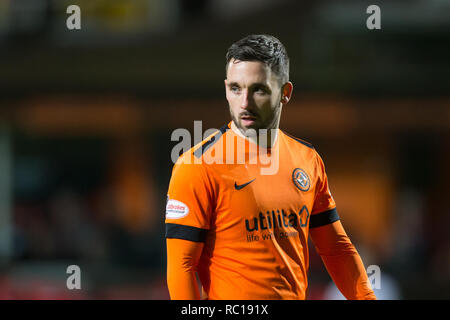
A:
166;199;190;219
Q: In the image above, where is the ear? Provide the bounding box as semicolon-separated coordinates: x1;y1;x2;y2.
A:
280;81;293;104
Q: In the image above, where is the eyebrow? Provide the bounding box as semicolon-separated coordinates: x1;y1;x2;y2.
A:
227;81;270;90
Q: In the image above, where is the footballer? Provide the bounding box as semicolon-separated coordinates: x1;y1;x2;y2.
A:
165;34;376;300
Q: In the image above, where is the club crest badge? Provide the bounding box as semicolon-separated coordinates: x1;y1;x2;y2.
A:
292;168;310;192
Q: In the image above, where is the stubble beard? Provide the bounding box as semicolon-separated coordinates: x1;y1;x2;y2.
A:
229;103;281;138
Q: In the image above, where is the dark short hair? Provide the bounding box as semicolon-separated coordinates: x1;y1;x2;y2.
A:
225;34;289;84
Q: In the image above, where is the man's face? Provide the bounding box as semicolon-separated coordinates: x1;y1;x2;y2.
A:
225;59;284;135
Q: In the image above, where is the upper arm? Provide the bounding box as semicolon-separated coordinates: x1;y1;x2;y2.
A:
309;151;350;252
165;161;214;242
311;152;336;216
309;151;340;231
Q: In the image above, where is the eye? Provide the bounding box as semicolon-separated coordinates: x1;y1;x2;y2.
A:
230;85;241;93
254;86;268;95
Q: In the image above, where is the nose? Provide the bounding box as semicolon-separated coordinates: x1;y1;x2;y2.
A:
240;89;250;109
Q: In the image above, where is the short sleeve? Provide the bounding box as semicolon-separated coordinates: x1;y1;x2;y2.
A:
310;152;340;228
165;160;213;242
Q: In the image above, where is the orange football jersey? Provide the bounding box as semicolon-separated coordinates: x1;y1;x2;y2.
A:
165;122;339;299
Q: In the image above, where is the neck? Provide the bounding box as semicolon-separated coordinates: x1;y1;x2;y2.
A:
231;121;279;148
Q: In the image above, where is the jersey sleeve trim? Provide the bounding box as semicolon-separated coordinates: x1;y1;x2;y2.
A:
282;131;315;149
309;208;340;229
165;223;209;242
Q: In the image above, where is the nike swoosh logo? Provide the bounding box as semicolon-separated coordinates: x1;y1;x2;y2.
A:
234;179;256;190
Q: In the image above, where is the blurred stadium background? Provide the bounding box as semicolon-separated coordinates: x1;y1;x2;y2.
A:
0;0;449;299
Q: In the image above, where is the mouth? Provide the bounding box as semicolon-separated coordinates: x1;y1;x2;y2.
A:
240;113;257;126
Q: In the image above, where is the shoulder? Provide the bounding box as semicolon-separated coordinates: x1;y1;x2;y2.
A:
192;123;230;160
171;124;230;178
281;130;315;151
280;130;327;171
280;130;318;159
174;124;229;165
